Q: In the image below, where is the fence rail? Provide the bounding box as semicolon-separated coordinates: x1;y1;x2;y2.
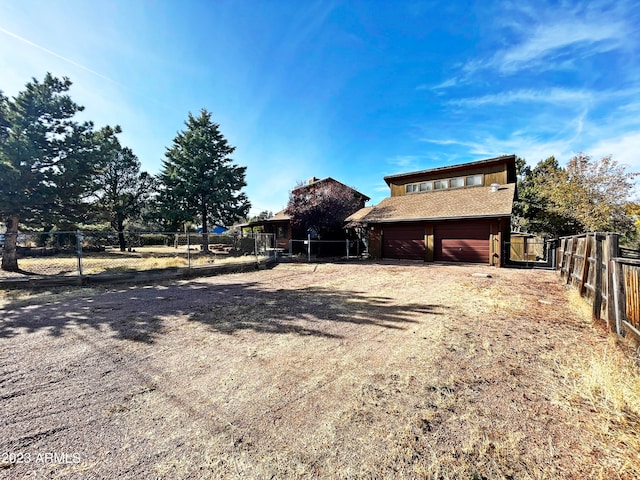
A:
558;233;640;343
287;236;356;262
0;230;275;281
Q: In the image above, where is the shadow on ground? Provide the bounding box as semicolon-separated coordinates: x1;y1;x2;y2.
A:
0;276;443;343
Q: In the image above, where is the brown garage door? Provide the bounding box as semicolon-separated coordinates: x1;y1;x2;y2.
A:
435;221;490;263
383;224;425;260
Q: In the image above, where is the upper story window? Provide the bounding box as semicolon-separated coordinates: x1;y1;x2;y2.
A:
449;177;464;188
465;174;483;186
404;174;484;194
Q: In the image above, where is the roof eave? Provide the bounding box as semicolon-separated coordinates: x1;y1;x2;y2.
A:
363;213;512;224
383;154;516;185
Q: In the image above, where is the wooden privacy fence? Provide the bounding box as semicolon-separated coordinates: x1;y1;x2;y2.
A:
558;233;640;342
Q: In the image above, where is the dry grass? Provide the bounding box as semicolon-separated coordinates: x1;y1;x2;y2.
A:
555;340;640;479
0;247;260;276
1;262;639;479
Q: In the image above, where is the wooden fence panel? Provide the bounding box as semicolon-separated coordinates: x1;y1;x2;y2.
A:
559;233;640;343
570;236;588;290
623;262;640;333
558;234;615;321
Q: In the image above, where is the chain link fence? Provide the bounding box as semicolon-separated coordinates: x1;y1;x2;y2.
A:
0;230;274;280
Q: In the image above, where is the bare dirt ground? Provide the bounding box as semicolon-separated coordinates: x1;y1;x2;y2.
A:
1;261;638;479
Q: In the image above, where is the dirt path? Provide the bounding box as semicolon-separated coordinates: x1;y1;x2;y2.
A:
1;262;637;479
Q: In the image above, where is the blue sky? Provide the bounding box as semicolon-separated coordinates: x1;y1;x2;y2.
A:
1;0;639;216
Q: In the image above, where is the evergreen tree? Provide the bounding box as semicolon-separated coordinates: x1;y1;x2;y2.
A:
93;126;155;251
0;74;103;271
156;109;250;248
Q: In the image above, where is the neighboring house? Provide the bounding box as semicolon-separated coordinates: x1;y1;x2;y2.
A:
242;177;370;250
358;155;517;266
240;209;292;249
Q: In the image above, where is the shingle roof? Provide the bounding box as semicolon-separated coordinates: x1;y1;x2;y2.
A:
292;177;370;202
270;209;291;221
344;206;374;227
361;184;516;223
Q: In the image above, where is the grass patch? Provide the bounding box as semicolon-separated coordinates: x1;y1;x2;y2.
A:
557;342;640;479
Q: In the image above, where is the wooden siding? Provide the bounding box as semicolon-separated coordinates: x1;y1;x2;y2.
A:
389;163;511;197
425;224;434;262
369;226;383;258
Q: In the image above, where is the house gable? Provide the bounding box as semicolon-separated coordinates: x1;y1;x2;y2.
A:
292;177;370;204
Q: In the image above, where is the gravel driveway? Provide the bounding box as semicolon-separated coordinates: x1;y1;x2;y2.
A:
1;262;637;479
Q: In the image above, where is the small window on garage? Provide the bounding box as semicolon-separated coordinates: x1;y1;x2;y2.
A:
419;181;433;192
405;184;419;193
465;174;483;186
434;179;448;189
449;177;464;188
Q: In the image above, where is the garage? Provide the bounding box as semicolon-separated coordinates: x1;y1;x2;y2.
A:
435;220;490;263
360;174;515;266
382;224;425;260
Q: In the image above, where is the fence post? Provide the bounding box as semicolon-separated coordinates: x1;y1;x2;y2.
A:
606;233;619;330
611;259;626;336
76;229;83;278
593;235;603;320
273;234;278;263
307;233;311;263
346;239;349;259
187;231;191;269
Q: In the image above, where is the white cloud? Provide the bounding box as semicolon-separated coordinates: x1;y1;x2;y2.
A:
494;20;624;74
424;77;459;92
0;27;122;87
588;131;640;173
437;2;635;85
386;155;425;170
449;88;594;107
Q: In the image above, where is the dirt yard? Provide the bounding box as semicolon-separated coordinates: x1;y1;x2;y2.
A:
1;262;638;479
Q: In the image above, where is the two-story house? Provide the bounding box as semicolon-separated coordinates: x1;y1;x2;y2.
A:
243;176;370;250
356;155;517;266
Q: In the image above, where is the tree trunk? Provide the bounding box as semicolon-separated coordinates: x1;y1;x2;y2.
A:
117;220;126;252
201;209;209;251
1;215;20;272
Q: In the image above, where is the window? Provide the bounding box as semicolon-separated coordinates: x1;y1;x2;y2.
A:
449;177;464;188
465;174;483;186
403;173;484;194
277;226;286;239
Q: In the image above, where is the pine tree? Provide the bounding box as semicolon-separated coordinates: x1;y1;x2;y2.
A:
0;74;103;271
156;109;250;249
